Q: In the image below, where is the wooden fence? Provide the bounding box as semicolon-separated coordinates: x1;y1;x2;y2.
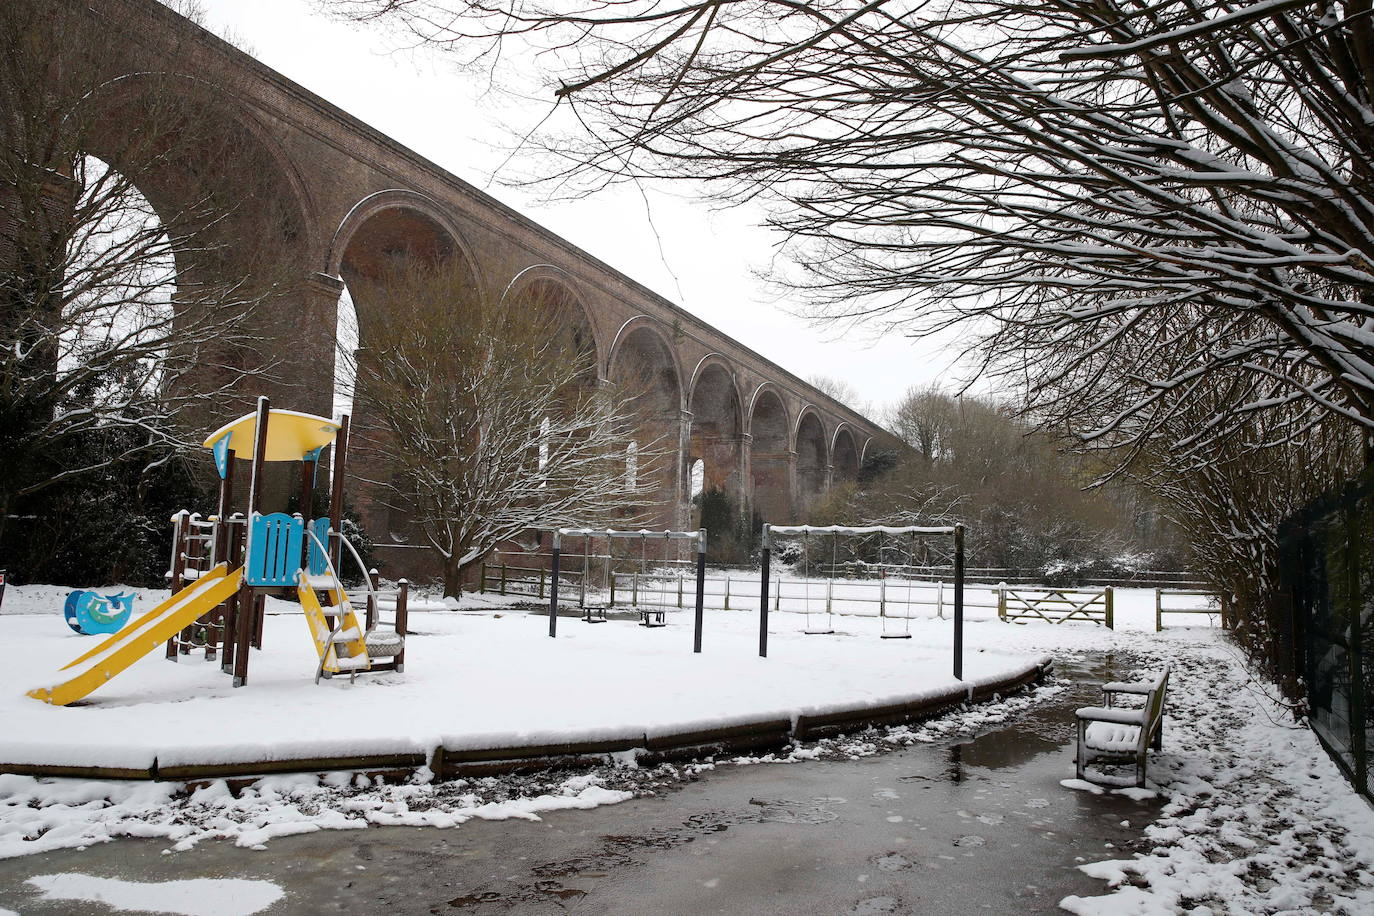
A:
1154;588;1229;632
997;587;1114;628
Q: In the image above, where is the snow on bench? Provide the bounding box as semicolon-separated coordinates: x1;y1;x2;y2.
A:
1075;666;1170;787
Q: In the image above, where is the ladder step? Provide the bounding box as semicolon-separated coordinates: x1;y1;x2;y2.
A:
331;627;361;643
330;654;371;671
304;574;341;591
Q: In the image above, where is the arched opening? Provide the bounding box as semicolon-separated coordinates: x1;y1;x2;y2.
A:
750;388;792;524
336;205;471;541
504;274;598;381
688;361;744;529
608;323;682;527
796;411;828;517
833;426;860;483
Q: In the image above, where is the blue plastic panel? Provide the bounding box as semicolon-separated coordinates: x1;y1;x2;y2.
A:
246;512;304;586
307;517;331;576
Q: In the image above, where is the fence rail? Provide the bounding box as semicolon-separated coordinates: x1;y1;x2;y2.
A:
1154;588;1228;632
997;587;1114;628
482;550;1205;589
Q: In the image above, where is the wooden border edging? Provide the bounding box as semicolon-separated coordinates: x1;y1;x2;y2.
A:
0;662;1050;783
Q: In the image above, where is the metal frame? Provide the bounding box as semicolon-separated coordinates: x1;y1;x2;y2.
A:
548;528;709;653
758;523;966;680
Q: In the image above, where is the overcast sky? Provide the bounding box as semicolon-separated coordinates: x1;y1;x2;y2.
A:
197;0;980;420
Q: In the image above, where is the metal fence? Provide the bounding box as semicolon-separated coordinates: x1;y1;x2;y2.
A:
1278;463;1374;800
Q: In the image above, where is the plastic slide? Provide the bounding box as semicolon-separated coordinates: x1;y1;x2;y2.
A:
28;565;244;706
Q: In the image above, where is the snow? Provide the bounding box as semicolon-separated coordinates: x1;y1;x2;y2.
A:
1055;640;1374;914
0;580;1046;772
9;577;1368;915
25;874;283;916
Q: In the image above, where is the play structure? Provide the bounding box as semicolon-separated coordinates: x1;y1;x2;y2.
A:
28;396;409;706
758;524;966;675
547;528;708;651
63;591;136;636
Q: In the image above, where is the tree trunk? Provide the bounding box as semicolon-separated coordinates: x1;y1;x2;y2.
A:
442;552;464;600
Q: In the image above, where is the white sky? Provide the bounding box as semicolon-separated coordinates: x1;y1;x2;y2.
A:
197;0;979;420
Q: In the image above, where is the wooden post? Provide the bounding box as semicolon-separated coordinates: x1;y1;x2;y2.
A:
997;583;1006;622
758;525;771;658
479;560;486;594
1221;592;1232;630
166;511;189;660
328;414;350;574
394;578;409;672
220;516;243;674
724;573;731;611
1105;586;1115;630
610;571;617;607
954;524;965;681
298;458;315;572
1155;588;1163;632
234;396;271;688
500;561;507;596
539;566;546;600
880;569;887;620
179;513;205;655
677;571;684;609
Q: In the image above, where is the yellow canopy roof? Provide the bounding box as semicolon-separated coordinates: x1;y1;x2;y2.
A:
202;409;341;463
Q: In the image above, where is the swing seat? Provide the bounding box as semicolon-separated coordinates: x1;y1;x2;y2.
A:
639;608;666;628
582;606;608;623
803;627;836;635
880;632;912;639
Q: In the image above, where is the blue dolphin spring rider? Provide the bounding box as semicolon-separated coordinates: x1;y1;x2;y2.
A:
64;591;136;636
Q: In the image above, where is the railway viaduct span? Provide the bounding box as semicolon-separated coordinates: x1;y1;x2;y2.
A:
9;0;900;566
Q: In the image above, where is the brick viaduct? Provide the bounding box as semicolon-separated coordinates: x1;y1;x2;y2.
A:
12;0;901;568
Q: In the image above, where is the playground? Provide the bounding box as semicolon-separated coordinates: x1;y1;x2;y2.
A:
0;591;1055;776
0;566;1212;781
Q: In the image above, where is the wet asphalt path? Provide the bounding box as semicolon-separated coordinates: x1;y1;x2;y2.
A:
0;654;1156;915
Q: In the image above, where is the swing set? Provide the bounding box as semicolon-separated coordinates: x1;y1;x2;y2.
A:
547;527;708;652
758;523;967;677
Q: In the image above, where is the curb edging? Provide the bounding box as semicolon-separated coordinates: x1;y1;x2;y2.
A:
1;661;1051;783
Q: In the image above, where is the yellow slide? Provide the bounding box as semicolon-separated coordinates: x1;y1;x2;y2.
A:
28;565;243;706
297;576;370;674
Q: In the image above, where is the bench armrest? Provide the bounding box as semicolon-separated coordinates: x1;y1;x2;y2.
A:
1076;706;1146;725
1102;681;1152;695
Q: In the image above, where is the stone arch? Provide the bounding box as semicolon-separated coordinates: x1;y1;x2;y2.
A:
331;193;477;542
794;407;829;516
687;356;745;524
749;384;793;524
69;71;318;409
606;316;685;407
501;265;601;379
607;319;685;527
80;71;317;261
832;424;861;483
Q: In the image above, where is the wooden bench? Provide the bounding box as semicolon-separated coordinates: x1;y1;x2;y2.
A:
1075;666;1170;787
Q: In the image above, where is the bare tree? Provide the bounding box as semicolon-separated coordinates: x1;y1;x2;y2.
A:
806;374;871;419
344;260;666;596
0;0;290;539
326;0;1374;462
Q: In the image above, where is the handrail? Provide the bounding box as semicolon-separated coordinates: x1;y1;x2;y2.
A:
302;524;380;684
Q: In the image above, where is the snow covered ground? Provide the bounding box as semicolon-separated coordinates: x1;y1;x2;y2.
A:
4;580;1368;914
0;583;1047;773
